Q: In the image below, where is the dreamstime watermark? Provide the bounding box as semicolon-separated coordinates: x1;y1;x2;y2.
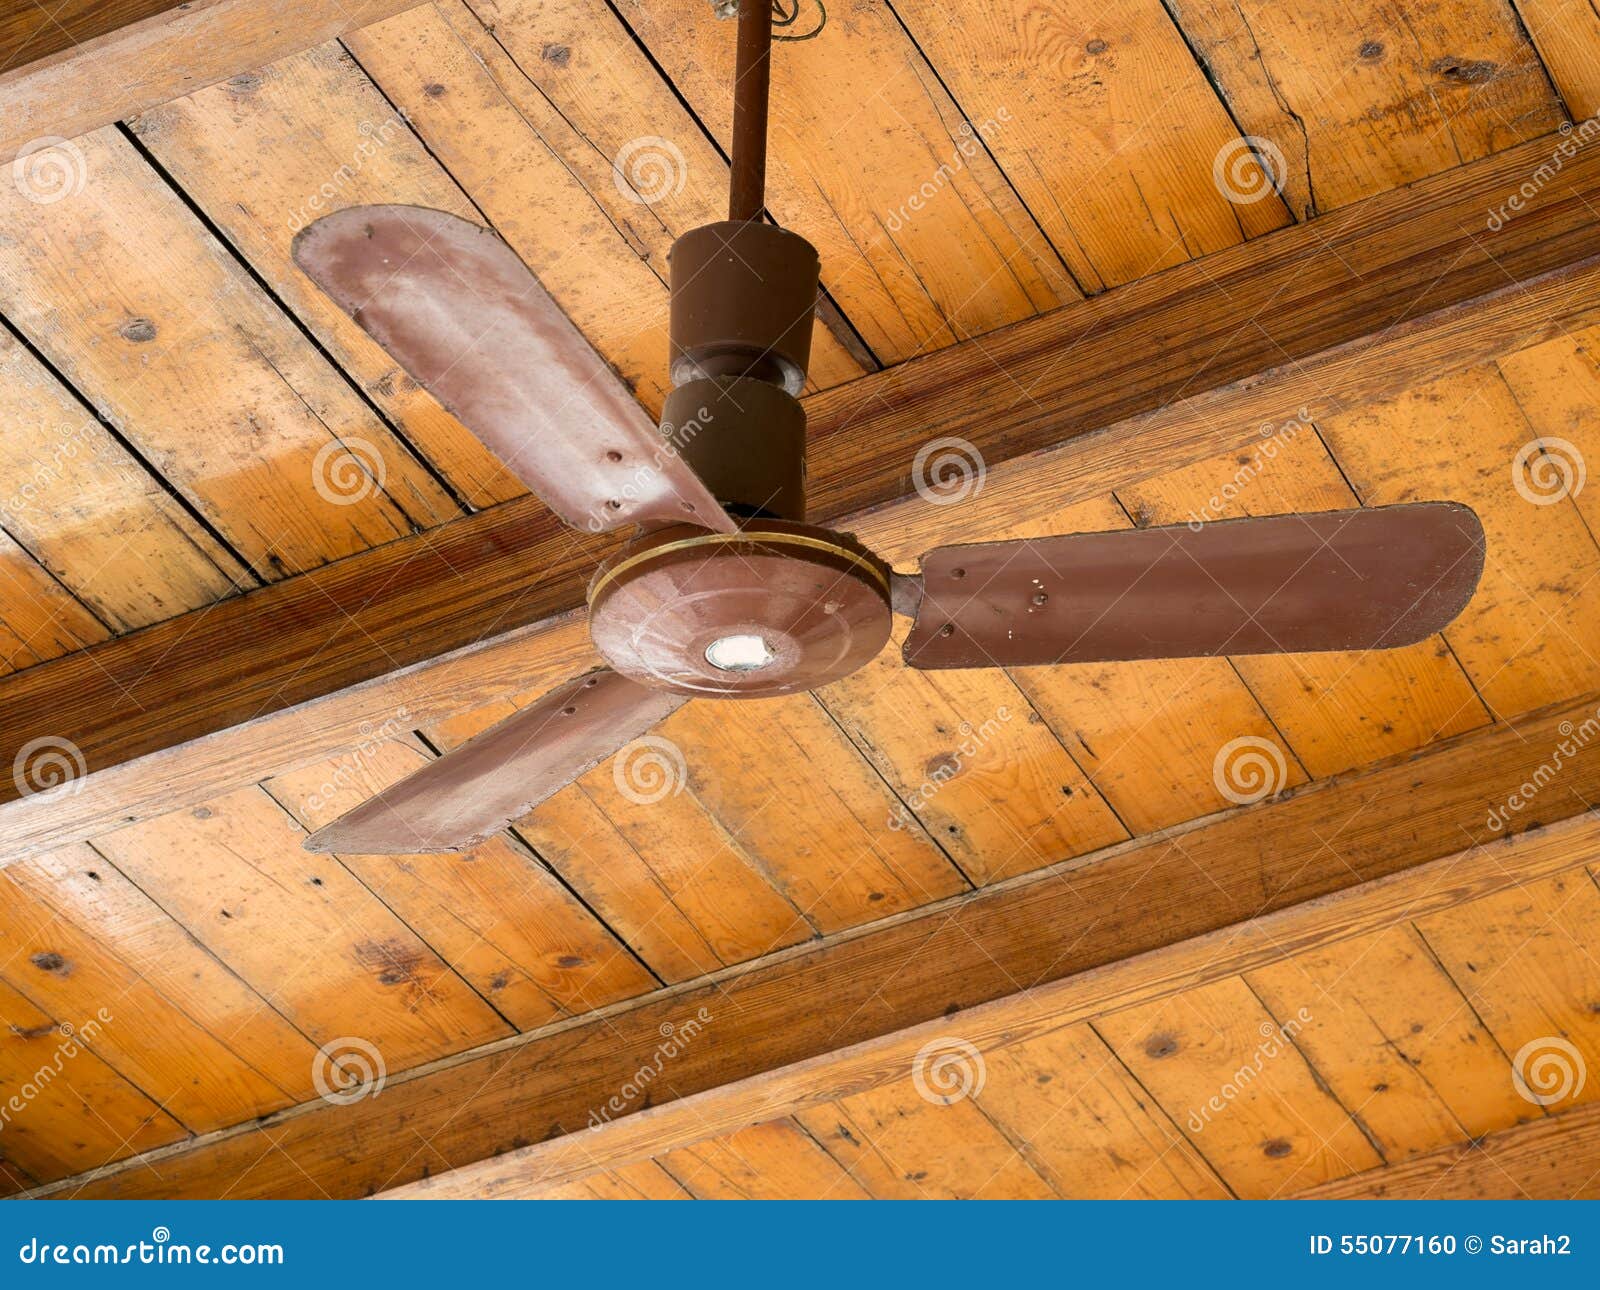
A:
1212;735;1288;805
12;736;87;802
1212;135;1286;205
912;1036;987;1105
613;735;688;806
588;1007;713;1129
18;1228;283;1267
1512;437;1585;506
1185;1009;1312;1132
888;707;1011;829
311;436;387;506
584;402;714;532
12;136;88;205
1487;114;1600;231
1511;1036;1586;1106
311;1037;386;1105
1485;704;1600;832
300;708;411;814
885;109;1012;232
1186;408;1312;529
285;112;411;233
612;135;688;205
912;436;985;506
0;1008;113;1133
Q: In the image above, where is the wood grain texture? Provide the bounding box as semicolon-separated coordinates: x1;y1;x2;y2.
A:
8;126;1600;854
29;691;1600;1199
368;803;1600;1198
0;1;429;161
0;127;458;580
892;0;1291;290
1300;1100;1600;1198
1168;0;1563;218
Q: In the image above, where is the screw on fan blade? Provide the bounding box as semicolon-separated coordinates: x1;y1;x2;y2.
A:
302;669;691;855
292;205;734;535
903;503;1485;668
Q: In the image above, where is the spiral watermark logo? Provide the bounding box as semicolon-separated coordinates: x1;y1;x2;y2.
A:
12;136;88;205
613;735;687;805
1212;135;1285;205
912;436;985;506
1512;437;1584;506
1212;735;1288;805
311;1037;386;1105
152;1227;171;1244
12;736;87;802
612;136;687;205
1511;1036;1586;1106
911;1036;986;1105
311;436;387;506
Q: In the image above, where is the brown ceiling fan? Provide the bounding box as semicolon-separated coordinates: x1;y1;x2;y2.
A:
292;2;1485;855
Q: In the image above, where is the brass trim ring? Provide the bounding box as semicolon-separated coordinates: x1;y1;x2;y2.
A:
587;530;890;606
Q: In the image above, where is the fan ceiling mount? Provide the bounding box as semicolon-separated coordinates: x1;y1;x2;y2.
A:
290;1;1485;855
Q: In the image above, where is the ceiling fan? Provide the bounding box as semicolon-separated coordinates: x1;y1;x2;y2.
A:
292;2;1485;855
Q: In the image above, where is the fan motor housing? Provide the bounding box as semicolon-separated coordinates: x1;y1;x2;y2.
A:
586;521;892;698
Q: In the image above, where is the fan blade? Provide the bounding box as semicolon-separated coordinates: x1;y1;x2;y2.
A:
903;503;1484;668
302;669;689;854
292;205;734;534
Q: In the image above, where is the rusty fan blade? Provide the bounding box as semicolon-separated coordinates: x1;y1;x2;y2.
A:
293;205;734;535
902;503;1485;668
302;670;690;855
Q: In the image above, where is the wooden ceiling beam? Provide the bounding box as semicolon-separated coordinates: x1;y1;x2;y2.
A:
5;126;1600;857
0;0;428;161
26;690;1600;1199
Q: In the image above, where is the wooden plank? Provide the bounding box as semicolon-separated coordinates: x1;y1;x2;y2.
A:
31;691;1600;1199
0;127;459;581
1246;926;1534;1160
0;860;296;1131
1166;0;1562;217
892;0;1290;290
265;741;659;1025
657;1119;869;1200
1301;1100;1600;1199
9;845;321;1100
818;621;1127;884
796;1079;1057;1199
524;1160;689;1201
974;1022;1231;1198
0;977;186;1182
604;0;1076;359
132;42;518;509
1513;0;1600;118
0;325;247;630
1417;870;1600;1109
1096;976;1384;1196
0;531;106;674
0;1;429;162
9;125;1600;851
90;786;513;1071
1321;366;1600;717
430;697;818;975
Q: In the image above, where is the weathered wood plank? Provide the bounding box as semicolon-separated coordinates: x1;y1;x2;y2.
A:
24;691;1600;1199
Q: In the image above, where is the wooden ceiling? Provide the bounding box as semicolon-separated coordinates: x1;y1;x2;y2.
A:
1;0;1600;1200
